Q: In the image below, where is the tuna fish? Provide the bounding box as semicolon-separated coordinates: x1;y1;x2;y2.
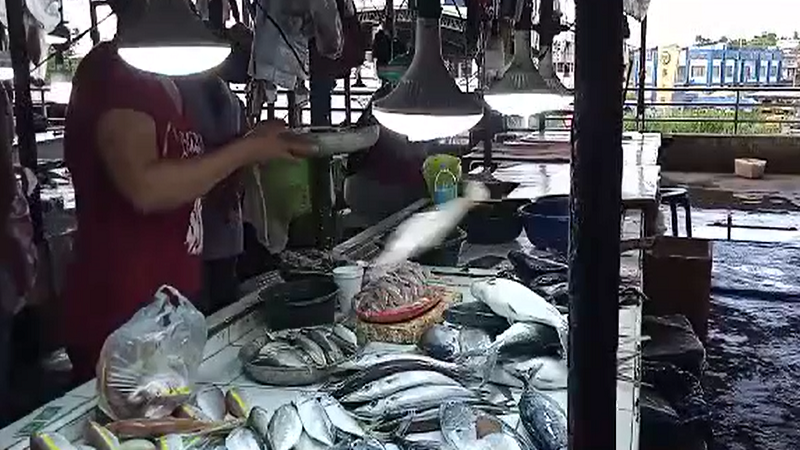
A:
519;386;568;450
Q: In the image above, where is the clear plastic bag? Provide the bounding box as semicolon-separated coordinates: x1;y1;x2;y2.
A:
96;285;208;420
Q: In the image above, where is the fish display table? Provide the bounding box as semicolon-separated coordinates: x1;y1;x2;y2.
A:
0;268;642;450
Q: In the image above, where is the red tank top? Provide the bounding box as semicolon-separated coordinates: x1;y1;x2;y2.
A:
62;43;205;358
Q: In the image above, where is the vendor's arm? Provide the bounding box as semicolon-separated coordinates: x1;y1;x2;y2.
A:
97;110;313;214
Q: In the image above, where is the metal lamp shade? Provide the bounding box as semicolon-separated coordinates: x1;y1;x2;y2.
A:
117;0;231;76
46;22;70;45
484;30;572;117
373;13;484;142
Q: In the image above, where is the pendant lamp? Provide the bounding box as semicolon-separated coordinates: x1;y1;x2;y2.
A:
117;0;231;76
373;0;484;142
46;21;70;45
484;29;572;117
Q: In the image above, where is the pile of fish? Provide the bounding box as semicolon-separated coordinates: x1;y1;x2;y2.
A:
240;324;359;385
440;401;534;450
325;351;510;435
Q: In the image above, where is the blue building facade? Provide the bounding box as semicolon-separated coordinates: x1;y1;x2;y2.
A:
631;43;786;88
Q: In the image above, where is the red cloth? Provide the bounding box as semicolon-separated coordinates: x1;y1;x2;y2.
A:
62;43;205;380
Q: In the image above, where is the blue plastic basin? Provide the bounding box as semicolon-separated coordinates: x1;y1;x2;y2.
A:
518;195;570;255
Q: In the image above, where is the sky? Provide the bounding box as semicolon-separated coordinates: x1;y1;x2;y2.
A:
60;0;800;56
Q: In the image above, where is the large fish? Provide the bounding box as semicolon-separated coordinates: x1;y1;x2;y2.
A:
342;370;462;403
318;394;366;437
295;396;335;446
505;356;568;391
252;341;310;368
225;427;264;450
471;278;568;352
342;352;461;374
267;403;303;450
332;324;358;349
492;322;562;358
519;386;568;450
328;358;466;399
418;324;461;362
354;385;476;419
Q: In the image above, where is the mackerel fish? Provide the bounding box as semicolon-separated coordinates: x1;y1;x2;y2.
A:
354;384;476;419
342;370;462;403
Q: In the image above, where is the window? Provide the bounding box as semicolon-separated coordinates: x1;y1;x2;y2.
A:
677;66;687;80
564;63;573;76
745;66;752;80
713;66;721;79
691;66;706;78
726;65;734;78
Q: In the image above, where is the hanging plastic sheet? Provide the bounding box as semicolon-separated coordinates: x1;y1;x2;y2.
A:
623;0;651;20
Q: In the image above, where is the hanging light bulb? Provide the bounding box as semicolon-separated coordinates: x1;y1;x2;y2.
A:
46;21;70;45
484;29;573;117
117;0;231;76
373;0;484;142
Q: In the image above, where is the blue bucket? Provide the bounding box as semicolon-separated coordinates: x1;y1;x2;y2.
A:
518;195;570;255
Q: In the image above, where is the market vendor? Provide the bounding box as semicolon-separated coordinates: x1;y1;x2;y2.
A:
61;0;315;381
344;84;429;225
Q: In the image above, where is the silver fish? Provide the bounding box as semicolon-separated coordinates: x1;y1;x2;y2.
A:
318;394;366;437
439;402;478;449
196;385;227;421
492;322;561;357
225;427;264;450
293;432;328;450
342;370;462;403
119;440;156;450
506;356;568;391
488;366;524;389
348;439;387;450
288;333;327;367
267;403;303;450
479;433;524;450
225;388;252;418
519;386;567;450
355;385;476;418
344;352;460;373
458;328;491;354
295;396;335;446
332;323;358;348
30;432;79;450
85;421;120;450
253;342;310;368
418;324;460;362
305;329;344;364
174;404;213;422
156;434;185;450
246;406;271;439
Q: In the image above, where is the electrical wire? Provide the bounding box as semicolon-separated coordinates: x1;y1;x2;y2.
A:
30;10;114;73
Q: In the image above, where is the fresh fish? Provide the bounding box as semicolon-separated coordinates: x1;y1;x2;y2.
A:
85;421;121;450
328;332;358;356
119;440;156;450
458;328;491;354
519;387;568;450
156;434;184;450
174;404;213;422
342;352;461;374
225;427;264;450
439;402;478;449
293;432;328;450
288;332;328;367
267;403;303;450
328;358;465;399
487;366;524;389
252;341;310;368
493;322;562;358
342;370;462;403
246;406;271;439
354;385;476;419
471;278;568;351
392;438;454;450
295;396;335;446
444;302;509;335
318;394;366;437
507;356;568;391
332;323;358;348
225;388;252;419
347;439;386;450
418;324;460;362
30;432;79;450
305;329;344;364
195;386;227;421
479;432;524;450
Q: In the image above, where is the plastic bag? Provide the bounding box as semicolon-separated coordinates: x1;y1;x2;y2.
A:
97;285;207;420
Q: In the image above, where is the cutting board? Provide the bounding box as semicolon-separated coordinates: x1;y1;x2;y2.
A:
355;288;461;345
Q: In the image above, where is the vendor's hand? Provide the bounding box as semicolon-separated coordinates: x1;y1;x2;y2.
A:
243;119;317;162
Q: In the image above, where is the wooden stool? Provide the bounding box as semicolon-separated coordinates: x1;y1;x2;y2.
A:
660;188;692;238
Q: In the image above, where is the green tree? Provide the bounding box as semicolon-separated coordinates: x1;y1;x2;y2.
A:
46;28;80;81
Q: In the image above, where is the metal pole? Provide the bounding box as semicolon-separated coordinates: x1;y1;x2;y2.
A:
89;1;101;46
385;0;395;43
733;90;740;134
309;71;335;249
569;0;623;449
6;0;43;244
637;17;647;131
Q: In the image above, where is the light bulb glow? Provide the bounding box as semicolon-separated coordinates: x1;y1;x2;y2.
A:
118;46;231;76
373;110;483;142
46;34;68;45
484;92;573;117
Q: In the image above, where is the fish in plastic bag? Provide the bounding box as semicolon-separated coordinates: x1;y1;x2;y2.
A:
97;285;207;420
